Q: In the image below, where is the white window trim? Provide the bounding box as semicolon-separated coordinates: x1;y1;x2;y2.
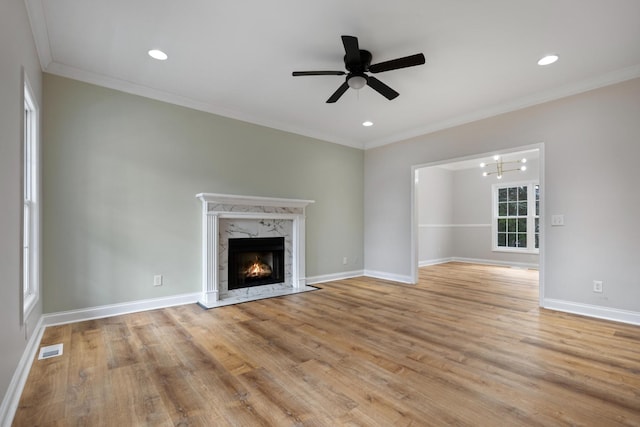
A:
23;74;40;319
491;180;539;255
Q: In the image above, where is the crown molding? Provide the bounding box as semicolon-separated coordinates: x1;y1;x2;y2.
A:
47;60;639;152
43;62;365;150
363;64;640;150
24;0;52;69
25;0;639;153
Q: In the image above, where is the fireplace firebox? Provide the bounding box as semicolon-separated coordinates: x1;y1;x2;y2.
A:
228;237;285;290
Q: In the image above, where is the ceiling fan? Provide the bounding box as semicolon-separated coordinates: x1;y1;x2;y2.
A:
292;35;426;103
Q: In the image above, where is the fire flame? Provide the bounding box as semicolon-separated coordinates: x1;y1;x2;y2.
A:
244;257;272;279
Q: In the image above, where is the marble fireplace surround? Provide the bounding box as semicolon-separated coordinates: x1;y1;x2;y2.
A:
197;193;316;308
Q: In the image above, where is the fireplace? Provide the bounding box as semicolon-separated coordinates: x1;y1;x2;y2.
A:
196;193;314;308
228;237;285;290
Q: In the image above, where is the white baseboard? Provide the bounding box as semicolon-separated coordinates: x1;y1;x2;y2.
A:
419;257;454;267
364;270;414;284
453;257;538;269
543;298;640;326
42;292;200;327
419;257;538;269
306;270;364;285
0;316;45;427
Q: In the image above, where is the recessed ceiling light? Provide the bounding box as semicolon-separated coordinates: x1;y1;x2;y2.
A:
537;54;558;66
362;121;373;127
148;49;168;61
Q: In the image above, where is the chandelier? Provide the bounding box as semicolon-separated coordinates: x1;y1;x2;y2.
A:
481;155;527;179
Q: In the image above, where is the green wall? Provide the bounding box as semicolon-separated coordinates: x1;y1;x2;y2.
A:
42;74;363;313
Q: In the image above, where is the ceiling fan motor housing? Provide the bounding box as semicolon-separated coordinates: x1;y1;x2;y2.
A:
345;50;372;73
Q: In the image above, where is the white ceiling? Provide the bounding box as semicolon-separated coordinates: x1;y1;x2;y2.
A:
25;0;640;149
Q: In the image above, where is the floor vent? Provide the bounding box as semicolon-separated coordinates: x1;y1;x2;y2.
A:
38;343;63;360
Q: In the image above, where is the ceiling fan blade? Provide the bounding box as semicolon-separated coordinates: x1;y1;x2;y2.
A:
366;76;399;100
292;71;346;76
369;53;426;73
326;81;350;103
341;35;361;66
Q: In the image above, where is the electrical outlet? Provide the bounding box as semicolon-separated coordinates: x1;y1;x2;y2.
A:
154;275;163;287
551;214;565;226
593;280;603;293
342;257;348;265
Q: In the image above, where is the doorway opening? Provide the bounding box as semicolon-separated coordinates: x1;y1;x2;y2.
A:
411;144;544;305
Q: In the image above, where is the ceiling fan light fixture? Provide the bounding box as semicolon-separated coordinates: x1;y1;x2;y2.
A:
347;75;367;90
537;54;558;66
148;49;168;60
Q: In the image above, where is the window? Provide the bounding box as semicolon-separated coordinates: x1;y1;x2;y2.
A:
23;76;39;318
492;181;539;253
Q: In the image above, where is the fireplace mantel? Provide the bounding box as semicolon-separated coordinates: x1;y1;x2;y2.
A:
196;193;314;308
197;193;314;209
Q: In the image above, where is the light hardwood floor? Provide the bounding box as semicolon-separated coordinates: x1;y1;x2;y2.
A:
13;263;640;426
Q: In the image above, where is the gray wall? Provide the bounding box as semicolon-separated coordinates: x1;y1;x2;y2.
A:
0;0;43;409
365;77;640;312
416;167;454;261
454;159;539;265
418;160;540;266
42;74;364;313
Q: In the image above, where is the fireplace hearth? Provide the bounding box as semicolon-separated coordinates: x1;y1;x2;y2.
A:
228;237;285;290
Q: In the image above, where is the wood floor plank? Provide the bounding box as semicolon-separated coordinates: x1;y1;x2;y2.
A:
13;262;640;426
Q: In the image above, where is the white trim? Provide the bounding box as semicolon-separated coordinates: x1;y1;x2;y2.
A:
537;145;546;307
410;169;419;284
306;270;364;285
418;257;538;269
196;193;314;209
491;248;539;255
197;193;314;308
24;0;640;151
543;299;640;326
419;258;454;267
419;223;491;228
450;257;538;270
41;292;200;327
411;143;545;297
364;270;414;284
492;180;539;253
364;64;640;149
0;316;45;427
43;62;364;150
37;63;640;152
24;0;53;69
197;286;318;309
22;72;40;322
